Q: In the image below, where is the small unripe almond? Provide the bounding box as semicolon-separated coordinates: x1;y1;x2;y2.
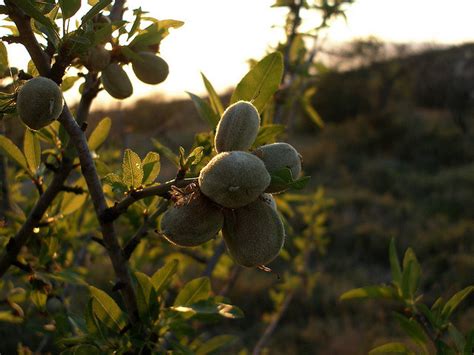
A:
132;52;169;85
101;63;133;99
223;198;285;267
214;101;260;152
253;142;302;193
160;193;224;247
16;76;63;130
199;151;271;209
84;46;111;72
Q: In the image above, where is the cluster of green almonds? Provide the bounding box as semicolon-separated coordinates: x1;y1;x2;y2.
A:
99;51;169;100
160;101;303;267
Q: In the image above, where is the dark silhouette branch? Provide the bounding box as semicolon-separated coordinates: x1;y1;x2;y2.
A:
101;178;197;222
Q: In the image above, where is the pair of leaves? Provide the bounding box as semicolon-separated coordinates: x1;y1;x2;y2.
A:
0;130;41;176
86;260;179;335
189;52;284;129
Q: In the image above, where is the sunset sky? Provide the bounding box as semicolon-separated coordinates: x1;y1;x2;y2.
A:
1;0;473;107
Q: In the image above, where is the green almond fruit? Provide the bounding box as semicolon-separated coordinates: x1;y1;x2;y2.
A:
198;151;271;209
101;63;133;99
132;52;169;85
84;46;111;72
253;142;302;193
223;197;285;267
16;76;63;130
214;100;260;152
160;193;223;247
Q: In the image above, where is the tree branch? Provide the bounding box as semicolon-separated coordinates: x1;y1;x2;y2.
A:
58;105;140;323
0;158;72;277
4;0;51;76
101;178;197;222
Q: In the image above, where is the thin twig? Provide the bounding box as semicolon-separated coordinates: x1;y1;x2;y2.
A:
122;200;169;260
218;265;241;296
201;241;225;278
252;290;296;355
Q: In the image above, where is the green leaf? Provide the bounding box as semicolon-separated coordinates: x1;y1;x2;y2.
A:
23;129;41;174
59;0;81;19
464;330;474;355
103;173;127;194
128;7;143;40
151;259;178;295
441;286;474;321
171;300;244;320
60;76;80;92
340;285;397;301
301;87;324;128
253;124;285;147
88;117;111;151
133;272;157;322
448;324;466;353
174;277;211;307
393;312;428;349
0;42;8;72
389;238;402;287
369;342;414;355
15;0;59;43
122;149;143;189
196;335;236;355
269;167;310;191
151;138;179;167
89;286;126;333
81;0;112;24
187;91;220;129
231;51;284;113
0;311;22;323
401;249;421;300
60;181;88;215
201;73;224;116
142;151;160;185
0;135;28;170
185;146;204;168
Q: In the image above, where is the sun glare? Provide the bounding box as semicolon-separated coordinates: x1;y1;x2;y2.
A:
1;0;473;107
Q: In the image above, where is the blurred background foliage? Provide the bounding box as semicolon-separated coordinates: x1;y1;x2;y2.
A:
1;0;474;354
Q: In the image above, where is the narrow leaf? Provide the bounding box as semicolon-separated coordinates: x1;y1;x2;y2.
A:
142;151;160;185
174;277;211;307
389;238;402;287
23;129;41;174
231;52;284;113
122;149;143;189
253;124;285;147
0;42;8;71
81;0;112;24
187;91;220;129
201;72;224;115
441;286;474;321
393;312;428;349
0;135;28;170
133;272;156;322
369;342;414;355
89;286;126;333
15;0;59;41
340;285;397;301
151;259;178;295
88;117;111;151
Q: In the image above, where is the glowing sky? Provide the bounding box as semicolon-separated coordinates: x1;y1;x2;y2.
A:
1;0;473;107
